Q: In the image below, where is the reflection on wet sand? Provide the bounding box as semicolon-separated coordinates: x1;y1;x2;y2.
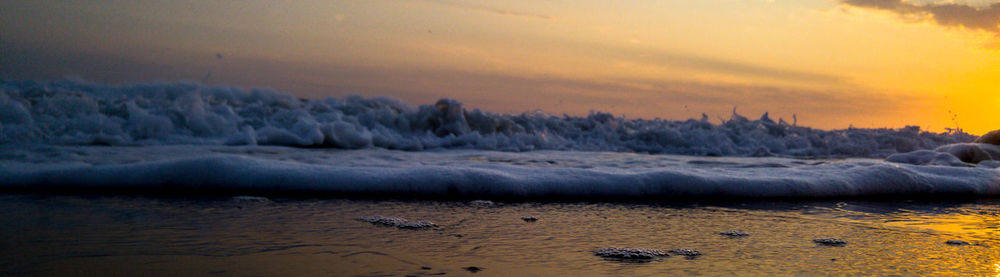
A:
0;195;998;276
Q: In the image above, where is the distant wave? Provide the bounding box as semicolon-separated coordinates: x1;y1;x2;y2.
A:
0;79;975;157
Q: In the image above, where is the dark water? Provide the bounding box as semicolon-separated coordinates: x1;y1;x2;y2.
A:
1;195;998;276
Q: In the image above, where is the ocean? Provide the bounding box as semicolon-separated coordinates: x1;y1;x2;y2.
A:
1;80;999;275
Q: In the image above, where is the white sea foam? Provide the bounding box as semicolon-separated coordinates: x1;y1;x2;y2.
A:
1;80;996;200
886;143;1000;166
356;215;436;229
0;146;998;199
0;80;975;157
594;247;669;259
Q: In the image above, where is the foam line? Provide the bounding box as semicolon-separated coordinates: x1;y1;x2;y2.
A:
3;153;997;198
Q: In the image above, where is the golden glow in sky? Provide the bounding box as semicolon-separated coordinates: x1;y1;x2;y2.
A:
1;0;998;134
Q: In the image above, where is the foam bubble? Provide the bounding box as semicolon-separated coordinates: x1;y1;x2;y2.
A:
356;215;436;229
594;247;669;259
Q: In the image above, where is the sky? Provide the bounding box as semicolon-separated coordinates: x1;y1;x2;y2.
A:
1;0;998;134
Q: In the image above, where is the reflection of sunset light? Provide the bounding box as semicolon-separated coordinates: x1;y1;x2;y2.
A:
882;211;1000;239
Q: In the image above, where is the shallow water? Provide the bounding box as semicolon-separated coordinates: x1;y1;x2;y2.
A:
1;195;998;276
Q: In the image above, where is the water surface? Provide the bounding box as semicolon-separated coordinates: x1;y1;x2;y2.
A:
1;195;998;276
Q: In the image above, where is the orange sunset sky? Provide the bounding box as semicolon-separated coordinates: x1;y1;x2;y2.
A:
2;0;998;134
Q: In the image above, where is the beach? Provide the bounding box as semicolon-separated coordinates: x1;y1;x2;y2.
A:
2;195;998;276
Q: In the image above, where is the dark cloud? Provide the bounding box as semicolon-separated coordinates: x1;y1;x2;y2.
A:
842;0;1000;34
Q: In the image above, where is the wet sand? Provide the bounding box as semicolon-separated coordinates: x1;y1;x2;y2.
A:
1;195;998;276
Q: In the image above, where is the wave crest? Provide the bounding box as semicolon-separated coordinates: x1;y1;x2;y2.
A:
0;80;974;157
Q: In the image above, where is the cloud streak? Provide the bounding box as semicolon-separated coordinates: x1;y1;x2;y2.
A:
841;0;1000;35
0;37;918;130
421;0;553;20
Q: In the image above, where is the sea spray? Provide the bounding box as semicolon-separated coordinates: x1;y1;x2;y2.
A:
0;80;974;157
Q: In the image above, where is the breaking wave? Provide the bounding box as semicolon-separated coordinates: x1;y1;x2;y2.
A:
2;146;999;198
0;79;975;157
1;79;998;199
